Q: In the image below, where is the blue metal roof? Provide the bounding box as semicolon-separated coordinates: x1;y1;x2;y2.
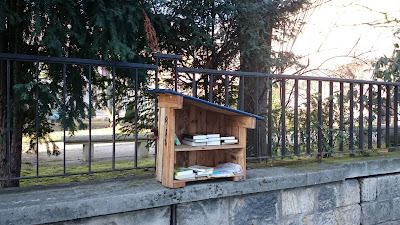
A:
147;89;264;120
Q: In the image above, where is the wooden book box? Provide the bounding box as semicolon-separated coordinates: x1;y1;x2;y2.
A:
148;89;264;188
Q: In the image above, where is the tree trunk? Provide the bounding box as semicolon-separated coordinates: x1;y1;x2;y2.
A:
0;0;24;187
238;12;273;158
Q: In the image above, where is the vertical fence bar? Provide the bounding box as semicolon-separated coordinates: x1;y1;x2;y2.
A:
318;81;323;158
192;73;197;97
225;75;229;106
368;84;373;149
174;60;178;92
377;85;382;148
112;66;116;170
356;84;363;150
386;85;391;148
329;82;334;149
239;76;244;111
294;79;299;155
35;62;39;177
281;79;286;157
209;74;213;102
339;82;344;151
6;60;11;180
135;68;139;168
394;85;398;148
267;78;272;156
349;83;354;150
62;63;67;174
88;65;92;172
154;58;159;165
359;84;364;150
306;80;311;154
255;77;260;158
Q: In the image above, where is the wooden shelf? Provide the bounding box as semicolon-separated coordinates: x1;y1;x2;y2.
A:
174;173;244;183
175;144;244;152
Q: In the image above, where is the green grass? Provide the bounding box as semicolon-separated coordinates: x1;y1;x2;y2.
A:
19;149;400;187
247;150;400;170
20;157;155;187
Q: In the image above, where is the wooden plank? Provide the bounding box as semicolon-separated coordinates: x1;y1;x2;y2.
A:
237;127;247;179
175;108;190;139
161;107;176;188
225;116;256;129
158;94;183;109
189;105;198;134
156;108;166;182
175;144;244;151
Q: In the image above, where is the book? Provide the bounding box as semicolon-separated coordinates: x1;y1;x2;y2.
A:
206;137;221;142
174;133;181;146
206;134;220;138
182;139;207;146
195;171;213;177
188;165;214;172
175;173;196;180
183;137;208;143
207;140;221;146
222;139;238;144
209;168;234;178
182;133;207;140
174;167;194;176
220;136;236;140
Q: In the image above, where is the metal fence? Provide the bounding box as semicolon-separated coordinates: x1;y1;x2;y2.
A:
1;52;400;184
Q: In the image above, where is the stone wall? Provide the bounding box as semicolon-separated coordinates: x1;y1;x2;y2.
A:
2;158;400;225
360;174;400;225
175;179;361;225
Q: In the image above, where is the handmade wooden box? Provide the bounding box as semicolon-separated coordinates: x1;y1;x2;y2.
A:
148;89;263;188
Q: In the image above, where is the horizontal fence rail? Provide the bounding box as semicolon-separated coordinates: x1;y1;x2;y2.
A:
0;53;163;184
1;52;400;185
174;66;400;160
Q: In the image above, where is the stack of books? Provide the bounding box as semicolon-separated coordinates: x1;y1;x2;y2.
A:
182;133;222;146
206;134;221;146
220;136;238;145
181;134;207;146
174;167;195;180
188;165;214;177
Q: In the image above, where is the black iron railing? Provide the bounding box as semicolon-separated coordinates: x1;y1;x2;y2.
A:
1;52;400;184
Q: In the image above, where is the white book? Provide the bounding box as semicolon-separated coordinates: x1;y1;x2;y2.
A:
207;140;221;146
222;139;238;144
182;139;207;146
220;136;236;140
188;165;214;172
175;174;196;180
206;137;221;142
206;134;220;138
183;137;208;143
195;171;213;177
182;134;207;140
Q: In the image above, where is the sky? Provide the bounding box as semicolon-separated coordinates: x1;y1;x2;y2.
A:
291;0;400;79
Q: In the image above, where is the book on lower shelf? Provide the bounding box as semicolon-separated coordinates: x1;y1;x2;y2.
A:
188;165;213;173
209;168;234;178
174;167;195;180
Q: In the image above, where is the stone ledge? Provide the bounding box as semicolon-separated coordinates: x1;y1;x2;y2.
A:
1;158;400;225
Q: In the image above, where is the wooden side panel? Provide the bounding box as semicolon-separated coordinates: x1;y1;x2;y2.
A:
161;108;176;188
237;127;247;177
156;108;166;182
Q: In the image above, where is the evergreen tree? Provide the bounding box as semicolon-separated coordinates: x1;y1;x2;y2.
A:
0;0;153;187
